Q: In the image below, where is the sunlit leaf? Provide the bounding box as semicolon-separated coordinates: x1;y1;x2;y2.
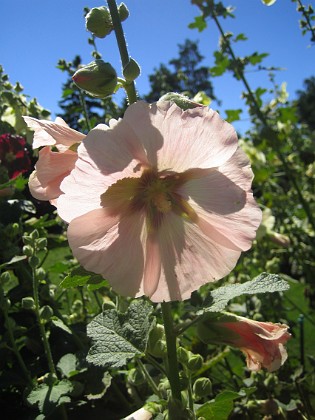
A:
200;273;290;314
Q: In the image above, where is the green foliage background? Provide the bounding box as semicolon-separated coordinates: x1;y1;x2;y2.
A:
0;1;314;419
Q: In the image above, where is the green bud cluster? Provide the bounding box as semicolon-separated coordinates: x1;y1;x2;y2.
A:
22;230;48;270
193;377;212;399
39;305;54;322
147;324;166;358
177;346;203;372
22;297;35;310
85;3;129;39
127;367;145;386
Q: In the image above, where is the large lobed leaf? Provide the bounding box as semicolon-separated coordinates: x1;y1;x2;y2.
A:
87;300;153;369
199;273;289;314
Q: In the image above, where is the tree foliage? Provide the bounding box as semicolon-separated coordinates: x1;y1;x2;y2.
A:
144;39;215;102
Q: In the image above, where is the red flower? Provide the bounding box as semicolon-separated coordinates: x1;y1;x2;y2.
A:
0;133;31;179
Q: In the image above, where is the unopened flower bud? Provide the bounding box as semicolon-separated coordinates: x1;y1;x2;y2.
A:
29;255;40;268
193;377;212;399
102;300;116;311
187;354;203;372
85;7;113;38
36;267;46;280
23;245;33;257
179;372;189;389
22;296;35;310
40;305;54;321
30;230;39;240
118;3;129;21
127;368;145;386
1;271;11;284
123;58;141;82
147;324;166;357
73;60;117;98
177;346;190;365
36;238;47;250
159;92;204;110
23;235;33;245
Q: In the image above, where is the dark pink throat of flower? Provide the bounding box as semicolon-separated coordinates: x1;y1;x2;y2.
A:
100;168;198;231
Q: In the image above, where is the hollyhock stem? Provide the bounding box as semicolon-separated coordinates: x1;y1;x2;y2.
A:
209;8;315;232
137;359;162;398
32;266;57;377
161;302;181;405
0;284;33;386
107;0;138;104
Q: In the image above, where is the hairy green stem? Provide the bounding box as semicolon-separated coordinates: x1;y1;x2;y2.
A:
187;373;195;416
107;0;138;104
0;288;33;386
146;353;167;375
210;9;315;231
161;302;181;404
32;267;57;376
137;358;162;398
78;91;91;131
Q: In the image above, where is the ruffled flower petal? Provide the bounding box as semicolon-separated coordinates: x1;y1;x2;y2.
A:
29;147;77;201
150;212;241;302
123;101;239;171
179;148;262;251
67;209;146;298
23;116;85;149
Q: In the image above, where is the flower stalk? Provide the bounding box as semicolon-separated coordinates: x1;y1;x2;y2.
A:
0;281;33;386
209;7;315;231
161;302;182;408
31;264;57;377
107;0;138;104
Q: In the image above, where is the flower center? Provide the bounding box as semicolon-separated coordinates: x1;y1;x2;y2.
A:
100;168;198;231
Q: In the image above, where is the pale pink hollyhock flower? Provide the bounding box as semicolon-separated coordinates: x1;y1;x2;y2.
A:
123;407;152;420
23;116;85;203
197;313;291;372
57;101;262;302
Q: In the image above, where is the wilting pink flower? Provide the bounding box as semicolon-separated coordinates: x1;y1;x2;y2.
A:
56;101;261;301
197;313;291;372
23;116;85;203
0;133;31;179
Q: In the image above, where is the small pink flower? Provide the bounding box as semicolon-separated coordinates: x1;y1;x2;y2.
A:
56;101;262;301
23;116;85;203
198;313;291;372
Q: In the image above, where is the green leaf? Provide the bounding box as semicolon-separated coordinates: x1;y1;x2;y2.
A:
200;273;290;314
0;255;26;269
188;16;207;32
234;33;248;42
57;353;78;378
210;51;230;77
196;390;240;420
248;52;269;65
51;318;73;335
26;380;73;415
87;300;153;369
225;109;243;122
86;371;112;400
60;266;106;289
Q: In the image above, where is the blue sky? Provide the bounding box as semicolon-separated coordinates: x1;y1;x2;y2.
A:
1;0;314;132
